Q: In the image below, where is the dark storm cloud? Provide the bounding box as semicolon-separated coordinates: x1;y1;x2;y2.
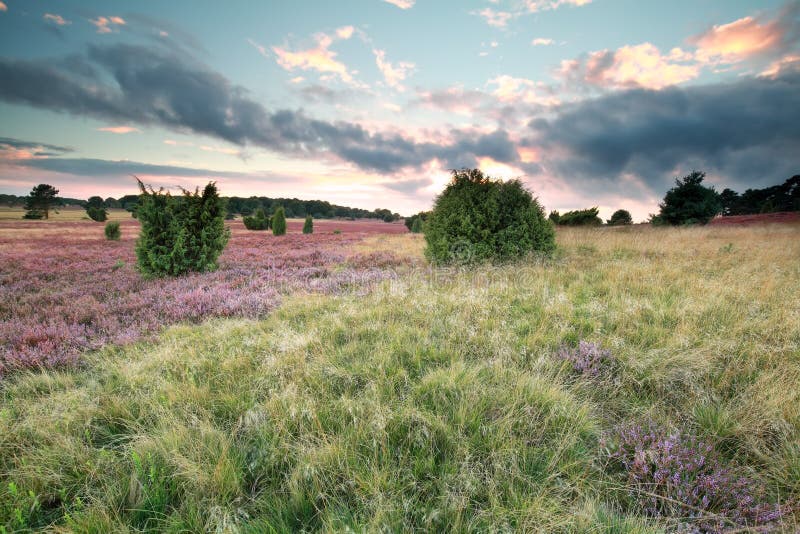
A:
0;44;518;174
529;72;800;192
382;178;433;195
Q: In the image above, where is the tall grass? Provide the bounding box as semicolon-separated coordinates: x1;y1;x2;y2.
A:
0;223;798;532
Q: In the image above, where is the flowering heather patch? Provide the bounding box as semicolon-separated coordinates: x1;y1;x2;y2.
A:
0;219;408;374
605;422;794;532
557;340;613;376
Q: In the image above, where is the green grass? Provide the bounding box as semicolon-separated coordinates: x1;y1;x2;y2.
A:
1;224;799;532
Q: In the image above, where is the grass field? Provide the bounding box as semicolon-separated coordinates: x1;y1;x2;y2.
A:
1;222;799;532
0;207;133;221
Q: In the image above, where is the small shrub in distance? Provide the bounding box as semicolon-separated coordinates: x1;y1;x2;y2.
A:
22;210;44;220
104;221;121;240
86;206;108;222
243;208;269;230
272;206;287;236
404;211;429;232
302;215;313;234
607;209;633;226
424;168;554;264
135;179;230;277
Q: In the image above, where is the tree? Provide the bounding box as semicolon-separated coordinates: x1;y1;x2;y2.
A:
548;210;560;224
302;215;313;234
272;206;287;236
404;211;429;232
24;184;59;219
135;179;230;277
410;217;423;233
607;209;633;226
424;168;555;264
657;171;721;225
86;196;105;209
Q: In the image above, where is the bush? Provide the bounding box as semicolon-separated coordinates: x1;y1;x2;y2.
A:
657;171;721;225
548;210;561;224
22;211;43;220
424;169;555;264
557;207;602;226
302;215;313;234
135;180;230;277
104;221;121;240
410;217;423;233
272;206;287;236
606;209;633;226
243;208;269;230
86;206;108;222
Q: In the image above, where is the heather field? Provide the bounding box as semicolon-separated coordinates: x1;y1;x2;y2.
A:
2;221;800;532
0;219;410;374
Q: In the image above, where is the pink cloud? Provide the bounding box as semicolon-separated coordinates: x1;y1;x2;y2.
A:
44;13;70;25
560;43;700;90
98;126;140;134
487;75;560;106
692;14;785;64
0;2;7;12
89;16;126;34
532;38;554;46
525;0;591;12
383;0;415;9
374;49;415;90
272;30;359;85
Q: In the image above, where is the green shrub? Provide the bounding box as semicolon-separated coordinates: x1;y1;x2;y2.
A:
272;206;287;236
657;171;721;225
135;180;230;277
302;215;313;234
86;206;108;222
424;168;555;264
404;211;429;232
607;209;633;226
557;207;602;226
104;221;121;240
243;208;269;230
548;210;561;224
410;217;423;233
22;211;43;220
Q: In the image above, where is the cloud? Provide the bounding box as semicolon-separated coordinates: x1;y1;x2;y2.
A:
0;44;519;174
525;0;591;12
272;30;357;84
382;177;432;194
414;86;487;115
560;43;700;90
487;75;560;106
89;16;126;34
691;4;799;65
0;137;72;156
44;13;70;26
529;71;800;194
532;38;554;46
97;126;140;134
0;2;6;12
383;0;415;9
472;8;514;28
247;38;269;58
373;49;415;90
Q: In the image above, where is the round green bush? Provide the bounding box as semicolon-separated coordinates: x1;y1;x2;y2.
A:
424;169;555;264
104;220;121;240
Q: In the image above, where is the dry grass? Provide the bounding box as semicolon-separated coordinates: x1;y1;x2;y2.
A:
0;207;132;221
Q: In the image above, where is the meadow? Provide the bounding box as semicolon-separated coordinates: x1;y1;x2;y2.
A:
1;220;799;532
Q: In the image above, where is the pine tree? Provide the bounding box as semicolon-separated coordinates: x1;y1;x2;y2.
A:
272;206;287;236
24;184;59;219
302;215;313;234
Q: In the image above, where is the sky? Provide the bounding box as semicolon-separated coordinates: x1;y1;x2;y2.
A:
1;0;799;221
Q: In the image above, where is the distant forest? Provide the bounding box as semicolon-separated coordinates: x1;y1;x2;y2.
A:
0;193;402;221
1;175;797;220
720;175;799;215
